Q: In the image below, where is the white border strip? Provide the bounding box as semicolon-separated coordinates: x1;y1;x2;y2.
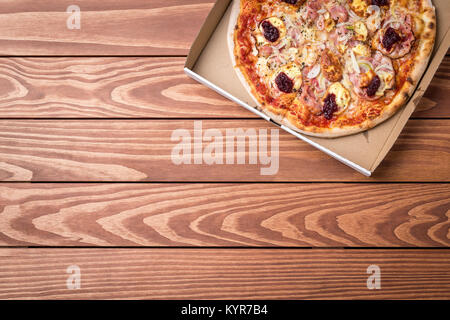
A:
185;67;372;177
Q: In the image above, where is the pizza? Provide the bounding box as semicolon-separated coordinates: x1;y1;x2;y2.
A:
228;0;436;137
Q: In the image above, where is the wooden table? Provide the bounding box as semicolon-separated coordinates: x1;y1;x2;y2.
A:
0;0;449;300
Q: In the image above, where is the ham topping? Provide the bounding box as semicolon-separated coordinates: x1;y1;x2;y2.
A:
330;5;349;23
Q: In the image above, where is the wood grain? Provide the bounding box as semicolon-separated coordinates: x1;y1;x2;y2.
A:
413;55;450;118
0;183;448;247
0;57;246;118
0;0;446;58
0;120;448;182
0;57;447;118
0;248;449;299
0;0;212;56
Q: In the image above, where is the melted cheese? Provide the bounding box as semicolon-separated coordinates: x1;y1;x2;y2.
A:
256;17;287;45
338;44;348;54
328;82;351;110
352;43;371;57
281;64;303;91
354;21;368;41
256;57;271;78
325;18;335;32
298;46;318;67
301;27;316;42
376;70;395;96
350;0;369;16
285;47;299;59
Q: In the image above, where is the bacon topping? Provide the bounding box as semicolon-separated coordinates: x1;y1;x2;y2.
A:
275;72;294;93
260;46;273;58
261;21;280;43
330;5;349;23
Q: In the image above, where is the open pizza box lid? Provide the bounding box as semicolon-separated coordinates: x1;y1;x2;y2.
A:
185;0;450;176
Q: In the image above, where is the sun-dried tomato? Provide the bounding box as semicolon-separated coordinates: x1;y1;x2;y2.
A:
261;21;280;43
382;27;402;51
275;72;294;93
366;75;381;97
323;94;338;120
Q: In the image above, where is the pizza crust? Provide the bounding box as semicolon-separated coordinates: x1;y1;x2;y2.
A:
227;0;261;109
228;0;436;138
227;0;288;121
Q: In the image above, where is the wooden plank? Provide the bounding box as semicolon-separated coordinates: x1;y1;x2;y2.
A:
414;55;450;118
0;248;449;299
0;57;448;118
0;120;448;182
0;57;248;118
0;183;448;247
0;1;447;58
0;0;212;56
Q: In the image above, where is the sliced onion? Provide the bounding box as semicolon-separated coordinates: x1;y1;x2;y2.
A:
367;15;381;30
382;18;394;28
307;64;321;79
336;22;352;28
382;18;400;29
348;9;359;20
337;32;352;43
358;61;374;72
375;64;394;72
350;51;360;73
274;39;287;50
317;8;326;14
367;5;380;16
284;15;294;29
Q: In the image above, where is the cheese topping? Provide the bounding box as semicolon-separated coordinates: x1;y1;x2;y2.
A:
327;82;351;110
350;0;369;17
256;17;287;45
298;45;319;67
354;21;368;41
274;64;303;91
352;43;371;57
376;70;395;96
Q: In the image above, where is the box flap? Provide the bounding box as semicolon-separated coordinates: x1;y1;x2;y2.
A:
185;0;232;69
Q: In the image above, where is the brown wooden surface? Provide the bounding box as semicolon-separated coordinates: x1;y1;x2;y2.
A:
0;0;213;56
0;119;448;182
0;0;448;300
0;183;448;247
0;249;449;299
0;57;448;118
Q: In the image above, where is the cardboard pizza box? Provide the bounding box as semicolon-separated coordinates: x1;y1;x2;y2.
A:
185;0;450;176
